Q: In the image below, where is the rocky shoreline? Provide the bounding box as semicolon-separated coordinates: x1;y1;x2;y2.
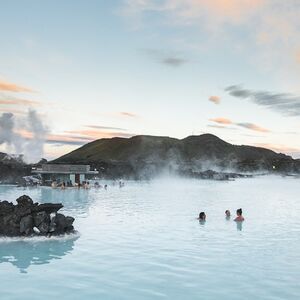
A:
0;195;75;237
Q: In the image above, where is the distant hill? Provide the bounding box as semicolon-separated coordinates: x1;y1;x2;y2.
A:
52;134;300;178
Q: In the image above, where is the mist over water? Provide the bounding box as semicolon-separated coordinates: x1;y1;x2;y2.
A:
0;176;299;299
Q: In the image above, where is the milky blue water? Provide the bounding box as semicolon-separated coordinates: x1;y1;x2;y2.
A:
0;177;300;299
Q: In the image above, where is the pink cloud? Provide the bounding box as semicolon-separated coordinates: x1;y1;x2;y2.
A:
236;122;269;133
172;0;266;25
209;117;269;132
65;129;134;139
0;79;34;93
0;98;40;106
208;95;221;104
209;117;232;124
119;111;139;118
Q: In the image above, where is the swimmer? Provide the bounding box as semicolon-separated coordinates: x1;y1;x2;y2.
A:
198;212;206;221
234;208;244;222
61;181;66;189
225;210;231;219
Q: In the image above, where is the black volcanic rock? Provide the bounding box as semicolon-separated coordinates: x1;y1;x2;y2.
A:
33;203;63;214
51;134;300;178
33;211;51;234
16;195;34;207
0;195;75;237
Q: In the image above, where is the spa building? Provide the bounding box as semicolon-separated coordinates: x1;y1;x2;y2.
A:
32;164;99;185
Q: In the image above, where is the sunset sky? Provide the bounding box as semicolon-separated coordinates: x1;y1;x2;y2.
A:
1;0;300;161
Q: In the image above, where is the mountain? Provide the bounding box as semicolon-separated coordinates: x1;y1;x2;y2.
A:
52;134;300;178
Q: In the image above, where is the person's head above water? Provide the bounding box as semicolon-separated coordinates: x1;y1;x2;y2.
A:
199;212;206;221
225;210;231;217
234;208;244;222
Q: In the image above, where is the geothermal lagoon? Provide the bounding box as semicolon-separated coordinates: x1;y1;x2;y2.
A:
0;177;300;299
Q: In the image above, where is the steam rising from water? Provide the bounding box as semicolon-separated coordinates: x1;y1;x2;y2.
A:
0;110;48;163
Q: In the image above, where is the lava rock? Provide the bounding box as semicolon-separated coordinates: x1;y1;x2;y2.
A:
0;195;75;237
0;200;14;216
33;203;63;214
52;213;74;234
33;211;51;234
20;215;33;235
16;195;34;207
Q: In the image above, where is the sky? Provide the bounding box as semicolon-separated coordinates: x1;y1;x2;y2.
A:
1;0;300;161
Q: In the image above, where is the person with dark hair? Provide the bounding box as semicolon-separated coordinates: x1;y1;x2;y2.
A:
234;208;244;222
198;212;206;221
225;210;231;219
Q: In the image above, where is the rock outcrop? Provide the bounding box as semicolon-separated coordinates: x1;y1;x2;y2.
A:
0;195;75;237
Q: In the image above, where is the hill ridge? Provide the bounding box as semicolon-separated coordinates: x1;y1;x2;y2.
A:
51;134;299;178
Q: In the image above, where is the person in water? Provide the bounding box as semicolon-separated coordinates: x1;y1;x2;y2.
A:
198;212;206;221
225;210;231;219
234;208;244;222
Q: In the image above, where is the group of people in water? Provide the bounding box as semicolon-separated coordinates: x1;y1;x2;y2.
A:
51;180;124;190
198;208;245;222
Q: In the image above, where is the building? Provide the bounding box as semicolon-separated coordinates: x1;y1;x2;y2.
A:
32;164;99;185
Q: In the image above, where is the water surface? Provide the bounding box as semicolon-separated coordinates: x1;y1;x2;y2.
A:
0;177;299;299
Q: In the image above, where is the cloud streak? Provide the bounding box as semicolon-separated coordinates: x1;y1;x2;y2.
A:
119;111;139;118
141;49;188;67
85;125;127;131
65;129;134;140
225;85;300;117
209;117;269;132
208;95;221;104
209;117;232;124
0;79;34;93
236;122;269;132
122;1;300;75
0;94;40;107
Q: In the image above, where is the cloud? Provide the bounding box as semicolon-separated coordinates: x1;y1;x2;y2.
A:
0;79;34;93
209;117;232;124
162;57;187;67
209;117;269;132
236;122;269;132
0;93;40;106
85;125;127;131
0;108;26;115
208;95;221;104
225;85;300;117
207;124;237;130
119;111;139;118
121;1;300;76
15;125;135;148
65;129;134;140
46;134;93;146
141;49;188;67
121;1;267;30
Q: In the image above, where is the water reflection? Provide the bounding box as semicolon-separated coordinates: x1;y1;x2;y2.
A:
0;235;79;273
236;221;243;231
